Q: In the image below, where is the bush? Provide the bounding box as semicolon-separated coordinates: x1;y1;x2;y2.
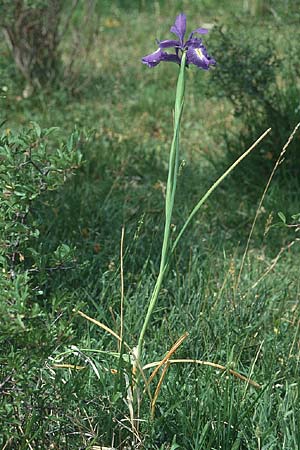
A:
0;123;83;343
1;1;65;95
207;21;300;177
0;0;100;96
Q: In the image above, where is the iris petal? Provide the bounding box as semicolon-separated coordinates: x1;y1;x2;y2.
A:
159;39;181;49
189;27;209;39
170;13;186;44
142;48;165;67
184;37;203;48
142;48;181;68
186;45;216;70
161;53;181;64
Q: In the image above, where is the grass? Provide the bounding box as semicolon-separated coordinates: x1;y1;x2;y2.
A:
0;1;299;448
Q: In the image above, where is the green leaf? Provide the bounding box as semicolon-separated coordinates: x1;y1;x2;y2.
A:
278;211;286;224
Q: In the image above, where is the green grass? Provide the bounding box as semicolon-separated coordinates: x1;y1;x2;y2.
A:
1;1;299;448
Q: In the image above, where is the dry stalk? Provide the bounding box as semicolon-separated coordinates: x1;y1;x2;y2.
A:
251;240;295;289
77;310;130;352
52;363;85;370
119;226;125;352
148;332;189;384
144;359;260;389
151;361;170;418
237;122;300;289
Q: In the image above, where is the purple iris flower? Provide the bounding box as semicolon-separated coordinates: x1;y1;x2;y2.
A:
142;13;216;70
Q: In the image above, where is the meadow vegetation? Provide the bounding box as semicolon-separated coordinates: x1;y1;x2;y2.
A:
0;1;299;448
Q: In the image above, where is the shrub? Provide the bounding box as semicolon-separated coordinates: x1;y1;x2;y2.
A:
0;123;83;343
207;21;300;177
0;0;100;96
1;1;65;95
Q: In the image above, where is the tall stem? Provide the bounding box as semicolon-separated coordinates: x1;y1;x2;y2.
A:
137;53;186;362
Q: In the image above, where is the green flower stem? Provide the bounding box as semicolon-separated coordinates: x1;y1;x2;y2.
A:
137;52;187;362
136;48;270;367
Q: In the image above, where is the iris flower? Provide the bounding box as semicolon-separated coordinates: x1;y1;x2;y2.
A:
142;13;215;70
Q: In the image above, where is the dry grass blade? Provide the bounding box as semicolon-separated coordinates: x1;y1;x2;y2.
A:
237;122;300;289
119;225;125;352
124;373;136;437
133;355;153;401
77;310;131;352
77;310;121;341
144;359;260;389
251;241;295;289
148;331;189;384
2;439;13;450
52;363;85;370
151;361;170;419
91;447;116;450
114;416;143;446
18;426;34;450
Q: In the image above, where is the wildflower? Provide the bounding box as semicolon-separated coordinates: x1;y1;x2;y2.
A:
142;13;215;70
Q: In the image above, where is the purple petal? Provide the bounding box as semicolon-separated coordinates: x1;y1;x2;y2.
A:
184;37;203;48
141;48;181;68
188;27;209;42
161;53;181;64
186;44;216;70
159;39;181;49
141;48;165;67
191;27;208;35
170;13;186;44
